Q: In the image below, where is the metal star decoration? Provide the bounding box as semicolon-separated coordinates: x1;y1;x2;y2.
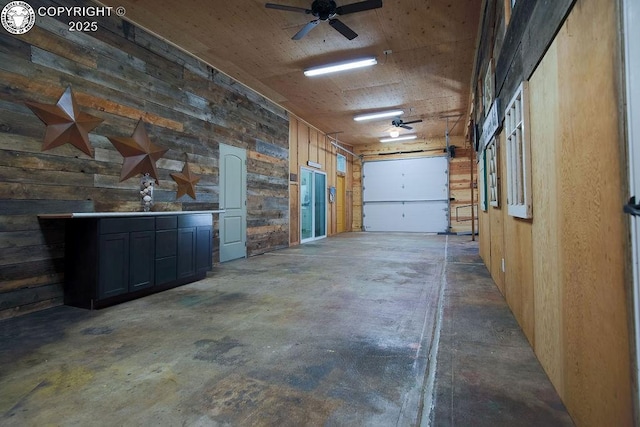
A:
108;119;169;183
25;86;103;157
171;161;201;199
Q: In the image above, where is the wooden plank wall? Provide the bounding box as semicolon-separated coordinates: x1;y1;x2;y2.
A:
352;159;363;232
474;0;633;425
354;136;475;234
288;115;354;245
0;0;289;318
449;146;478;234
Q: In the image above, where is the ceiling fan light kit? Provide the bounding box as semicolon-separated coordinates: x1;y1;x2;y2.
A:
353;109;404;121
304;57;377;76
380;135;417;143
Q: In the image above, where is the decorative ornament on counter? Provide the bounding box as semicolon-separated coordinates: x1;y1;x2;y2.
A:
171;158;201;200
108;118;169;184
25;85;103;157
140;173;154;212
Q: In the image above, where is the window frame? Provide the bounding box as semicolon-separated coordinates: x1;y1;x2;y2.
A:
478;149;488;212
486;137;499;207
336;153;347;174
505;81;532;219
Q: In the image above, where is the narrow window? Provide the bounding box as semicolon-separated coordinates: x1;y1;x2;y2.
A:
479;149;488;212
487;138;499;207
337;153;346;174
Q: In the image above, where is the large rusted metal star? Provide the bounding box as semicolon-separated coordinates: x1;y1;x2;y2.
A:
171;161;200;199
25;86;103;157
108;119;169;184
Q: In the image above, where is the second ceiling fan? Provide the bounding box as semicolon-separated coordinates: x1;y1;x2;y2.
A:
392;118;423;130
266;0;383;40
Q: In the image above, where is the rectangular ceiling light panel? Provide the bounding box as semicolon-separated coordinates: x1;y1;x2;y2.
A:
304;57;377;77
354;110;404;121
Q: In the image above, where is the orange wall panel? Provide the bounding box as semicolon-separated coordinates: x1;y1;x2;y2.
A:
529;39;565;395
288;116;355;243
527;0;631;424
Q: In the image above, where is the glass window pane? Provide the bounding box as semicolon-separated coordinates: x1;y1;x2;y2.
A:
301;169;313;240
337;154;346;173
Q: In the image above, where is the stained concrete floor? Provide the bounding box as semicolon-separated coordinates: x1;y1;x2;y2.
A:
0;233;573;426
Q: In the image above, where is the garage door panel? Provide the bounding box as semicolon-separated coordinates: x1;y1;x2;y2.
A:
363;201;449;232
362;157;449;232
363;157;448;202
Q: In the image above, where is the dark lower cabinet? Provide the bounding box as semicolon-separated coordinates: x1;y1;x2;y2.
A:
64;213;213;309
177;227;196;279
129;230;155;291
177;214;212;278
196;227;213;272
98;232;129;299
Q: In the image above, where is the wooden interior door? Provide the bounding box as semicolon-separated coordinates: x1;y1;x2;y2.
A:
219;144;247;262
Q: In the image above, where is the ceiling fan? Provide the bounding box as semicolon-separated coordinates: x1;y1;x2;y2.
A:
265;0;383;40
392;118;423;130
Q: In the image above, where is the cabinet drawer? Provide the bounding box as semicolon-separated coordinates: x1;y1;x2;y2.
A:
156;216;177;230
178;214;212;228
100;217;154;234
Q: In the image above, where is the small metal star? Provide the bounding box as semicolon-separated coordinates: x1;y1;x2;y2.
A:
108;119;169;183
171;161;201;200
25;86;103;157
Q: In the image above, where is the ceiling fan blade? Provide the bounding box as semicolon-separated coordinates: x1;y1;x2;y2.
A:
336;0;383;15
292;20;320;40
329;18;358;40
403;119;423;125
400;125;413;130
265;3;311;14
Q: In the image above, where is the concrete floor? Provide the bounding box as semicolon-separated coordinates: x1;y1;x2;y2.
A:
0;233;573;426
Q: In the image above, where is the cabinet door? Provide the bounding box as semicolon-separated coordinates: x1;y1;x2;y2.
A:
196;226;213;272
177;227;196;279
99;232;129;299
129;230;155;291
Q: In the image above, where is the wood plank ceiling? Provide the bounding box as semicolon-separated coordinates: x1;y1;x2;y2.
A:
97;0;482;146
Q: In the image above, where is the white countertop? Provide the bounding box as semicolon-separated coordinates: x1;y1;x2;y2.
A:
38;210;225;219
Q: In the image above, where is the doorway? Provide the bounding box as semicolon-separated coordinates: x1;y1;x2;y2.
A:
219;144;247;262
337;175;346;233
300;168;327;243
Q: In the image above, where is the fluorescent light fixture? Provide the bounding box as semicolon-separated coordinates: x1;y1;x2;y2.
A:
380;135;418;143
304;57;377;77
353;109;404;122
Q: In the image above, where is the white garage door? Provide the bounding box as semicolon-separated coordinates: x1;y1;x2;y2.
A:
362;156;449;232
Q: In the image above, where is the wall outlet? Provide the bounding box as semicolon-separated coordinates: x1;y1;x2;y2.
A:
501;258;505;273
